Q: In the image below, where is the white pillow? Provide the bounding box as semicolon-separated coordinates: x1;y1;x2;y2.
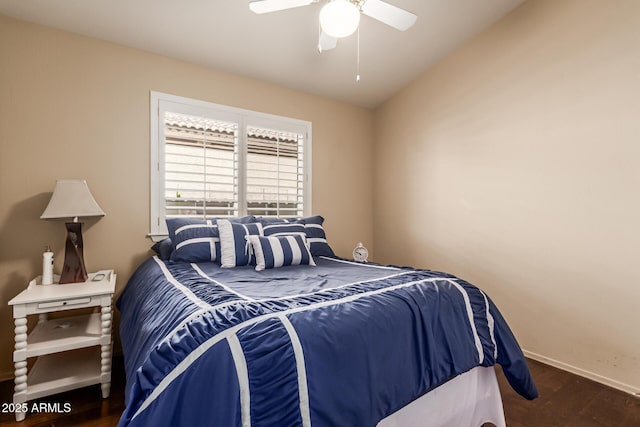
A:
217;219;264;268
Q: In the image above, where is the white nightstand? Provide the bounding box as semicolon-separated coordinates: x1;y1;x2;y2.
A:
8;270;116;422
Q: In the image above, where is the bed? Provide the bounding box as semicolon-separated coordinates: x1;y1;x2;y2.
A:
117;216;537;427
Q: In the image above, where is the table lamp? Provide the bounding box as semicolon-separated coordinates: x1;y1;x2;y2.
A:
41;180;105;284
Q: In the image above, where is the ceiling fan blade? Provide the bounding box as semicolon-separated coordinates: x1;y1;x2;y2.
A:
361;0;417;31
249;0;315;14
318;30;338;53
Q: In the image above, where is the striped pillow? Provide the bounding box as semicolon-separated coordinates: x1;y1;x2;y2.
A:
248;234;316;271
262;223;307;238
255;217;292;225
297;216;335;257
218;219;264;268
167;219;220;263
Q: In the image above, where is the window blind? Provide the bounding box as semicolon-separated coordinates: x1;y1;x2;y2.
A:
246;127;305;218
164;112;239;218
162;112;306;221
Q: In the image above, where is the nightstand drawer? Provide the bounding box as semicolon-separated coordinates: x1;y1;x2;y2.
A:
37;297;92;310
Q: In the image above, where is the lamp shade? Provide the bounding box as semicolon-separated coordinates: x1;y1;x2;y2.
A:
319;0;361;38
41;180;105;220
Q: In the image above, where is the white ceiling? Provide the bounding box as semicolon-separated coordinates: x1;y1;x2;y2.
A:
0;0;525;108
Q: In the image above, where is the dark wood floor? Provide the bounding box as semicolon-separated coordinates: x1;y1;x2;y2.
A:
0;357;638;426
495;359;640;427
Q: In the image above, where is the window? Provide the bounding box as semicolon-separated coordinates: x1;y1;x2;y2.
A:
150;92;312;238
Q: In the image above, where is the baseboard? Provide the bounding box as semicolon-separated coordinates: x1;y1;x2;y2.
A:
2;349;638;397
0;370;13;383
524;349;640;397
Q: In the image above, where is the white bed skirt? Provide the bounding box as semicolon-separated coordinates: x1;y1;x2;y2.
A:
377;366;506;427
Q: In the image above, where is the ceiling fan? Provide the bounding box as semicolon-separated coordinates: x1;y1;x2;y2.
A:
249;0;417;52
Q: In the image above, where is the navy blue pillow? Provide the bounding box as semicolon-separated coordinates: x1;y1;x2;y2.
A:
167;219;220;263
248;234;315;271
296;216;335;257
262;223;306;237
218;219;264;267
151;238;173;260
255;217;291;225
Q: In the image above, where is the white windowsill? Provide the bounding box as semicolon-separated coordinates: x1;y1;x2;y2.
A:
147;233;168;242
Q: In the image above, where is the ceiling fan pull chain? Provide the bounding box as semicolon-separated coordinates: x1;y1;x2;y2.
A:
356;24;361;82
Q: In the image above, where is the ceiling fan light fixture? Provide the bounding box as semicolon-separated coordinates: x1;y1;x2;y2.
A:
319;0;361;38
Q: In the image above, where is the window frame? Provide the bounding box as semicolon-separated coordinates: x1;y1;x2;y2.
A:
149;91;312;240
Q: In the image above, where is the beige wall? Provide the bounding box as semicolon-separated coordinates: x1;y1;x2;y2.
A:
374;0;640;393
3;0;639;395
0;14;374;379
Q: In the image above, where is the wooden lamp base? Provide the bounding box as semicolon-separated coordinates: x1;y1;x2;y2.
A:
59;222;88;284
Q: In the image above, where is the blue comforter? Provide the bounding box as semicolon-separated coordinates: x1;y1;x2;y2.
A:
117;256;537;427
